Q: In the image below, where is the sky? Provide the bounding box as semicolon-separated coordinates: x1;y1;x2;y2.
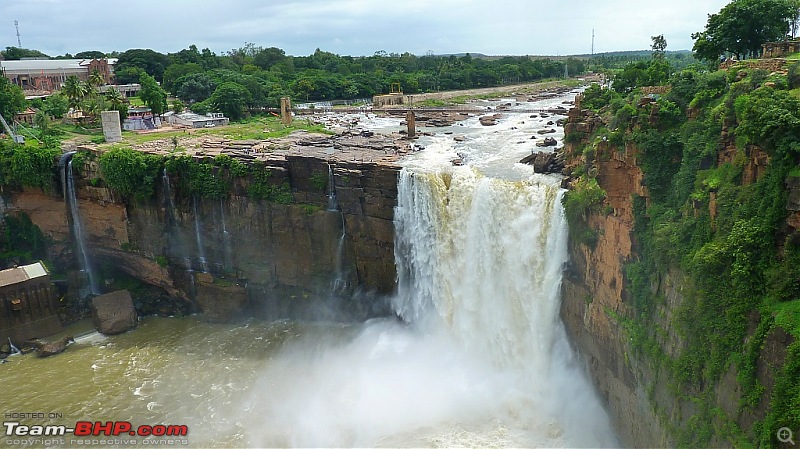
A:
1;0;732;58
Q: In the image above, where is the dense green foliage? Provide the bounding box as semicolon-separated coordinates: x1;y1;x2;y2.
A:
108;44;589;112
0;213;48;266
164;154;293;203
138;73;168;116
0;76;27;120
0;139;60;191
692;0;800;61
98;147;163;202
568;56;800;446
1;46;49;60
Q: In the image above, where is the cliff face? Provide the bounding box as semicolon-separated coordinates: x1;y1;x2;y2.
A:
5;150;400;322
561;107;798;447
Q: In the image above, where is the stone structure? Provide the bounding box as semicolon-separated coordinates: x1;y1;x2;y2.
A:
280;97;292;125
372;93;411;108
762;40;800;58
0;262;61;346
405;111;416;137
101;110;122;143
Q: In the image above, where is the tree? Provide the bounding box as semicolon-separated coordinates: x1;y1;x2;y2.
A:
139;73;168;116
62;75;89;110
692;0;800;61
0;77;26;121
115;49;171;82
89;69;105;88
209;82;251;120
651;35;667;59
74;50;106;59
42;93;69;119
172;99;185;114
103;88;128;123
2;46;49;60
253;47;286;70
175;73;215;103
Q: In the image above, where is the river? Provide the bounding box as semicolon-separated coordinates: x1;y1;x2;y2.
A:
0;91;619;448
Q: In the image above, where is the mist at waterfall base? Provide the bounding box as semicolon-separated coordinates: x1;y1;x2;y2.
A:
231;166;618;447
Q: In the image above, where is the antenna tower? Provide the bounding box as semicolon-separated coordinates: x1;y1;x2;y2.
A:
14;20;21;47
591;28;595;56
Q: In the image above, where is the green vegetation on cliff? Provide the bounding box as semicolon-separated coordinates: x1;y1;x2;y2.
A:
568;56;800;447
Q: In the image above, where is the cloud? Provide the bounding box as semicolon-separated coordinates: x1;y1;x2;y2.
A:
1;0;731;57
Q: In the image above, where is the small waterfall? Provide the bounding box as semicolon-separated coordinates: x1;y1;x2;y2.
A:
163;168;196;291
326;164;348;294
192;196;209;273
331;212;348;295
326;164;338;211
219;198;234;271
59;152;100;296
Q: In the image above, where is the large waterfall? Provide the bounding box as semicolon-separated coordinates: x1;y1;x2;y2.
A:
394;168;566;368
233;105;618;447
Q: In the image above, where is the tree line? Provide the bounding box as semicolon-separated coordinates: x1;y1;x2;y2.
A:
3;44;587;120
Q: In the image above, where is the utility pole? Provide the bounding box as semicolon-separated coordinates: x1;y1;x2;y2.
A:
14;20;21;47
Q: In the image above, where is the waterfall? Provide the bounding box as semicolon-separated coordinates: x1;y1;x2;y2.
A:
192;196;209;273
331;212;348;295
59;152;100;296
326;164;338;211
394;167;566;366
326;163;348;295
220;199;234;272
163;169;196;291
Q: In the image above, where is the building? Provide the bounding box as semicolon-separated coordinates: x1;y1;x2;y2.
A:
0;58;117;94
0;262;61;347
761;40;800;58
123;107;161;131
99;83;141;98
164;111;229;128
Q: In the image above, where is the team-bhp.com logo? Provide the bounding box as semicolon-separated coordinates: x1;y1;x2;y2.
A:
5;421;188;437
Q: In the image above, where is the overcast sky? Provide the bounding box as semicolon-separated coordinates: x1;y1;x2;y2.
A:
1;0;731;58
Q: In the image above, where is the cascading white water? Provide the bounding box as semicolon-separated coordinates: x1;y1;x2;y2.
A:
226;94;617;447
163;169;196;290
327;164;339;211
394;167;565;367
61;153;100;295
331;212;348;295
219;198;234;271
192;196;209;273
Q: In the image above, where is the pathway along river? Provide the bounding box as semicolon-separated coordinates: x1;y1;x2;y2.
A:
0;92;619;448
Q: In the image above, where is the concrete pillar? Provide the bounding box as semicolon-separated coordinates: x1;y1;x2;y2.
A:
406;111;416;138
100;110;122;143
280;97;292;125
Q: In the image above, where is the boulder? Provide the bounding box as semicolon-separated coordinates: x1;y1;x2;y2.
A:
520;150;565;173
92;290;137;335
535;137;558;147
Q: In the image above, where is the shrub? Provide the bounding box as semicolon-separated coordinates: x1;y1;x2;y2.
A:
99;147;163;202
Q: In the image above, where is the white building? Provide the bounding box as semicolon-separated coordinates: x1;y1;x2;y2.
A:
164;111;229;128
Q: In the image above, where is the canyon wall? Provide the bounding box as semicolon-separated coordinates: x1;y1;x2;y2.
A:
3;150;400;322
560;106;798;447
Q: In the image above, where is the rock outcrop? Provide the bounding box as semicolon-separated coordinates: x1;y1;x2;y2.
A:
519;150;564;174
92;290;137;335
